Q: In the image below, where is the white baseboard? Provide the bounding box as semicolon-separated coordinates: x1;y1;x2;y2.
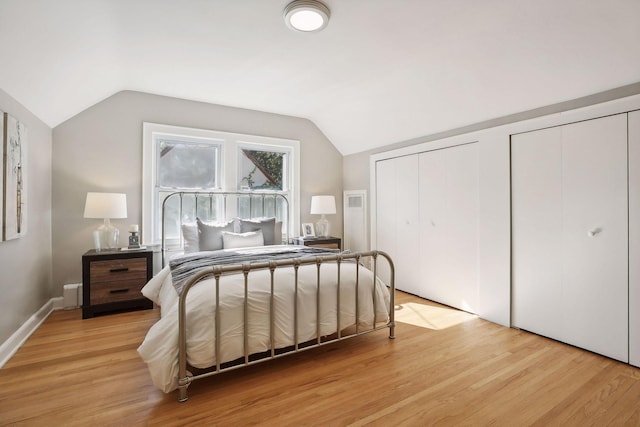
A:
51;296;64;311
0;297;63;368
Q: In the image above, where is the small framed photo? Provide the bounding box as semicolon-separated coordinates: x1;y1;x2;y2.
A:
302;223;315;238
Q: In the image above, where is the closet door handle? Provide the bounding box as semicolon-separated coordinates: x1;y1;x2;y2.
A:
587;228;602;237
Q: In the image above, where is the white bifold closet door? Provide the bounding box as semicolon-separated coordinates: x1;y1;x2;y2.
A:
419;144;479;313
512;114;628;362
629;110;640;368
375;155;421;295
375;144;479;312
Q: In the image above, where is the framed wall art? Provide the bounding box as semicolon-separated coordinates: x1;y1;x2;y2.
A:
0;111;3;240
2;112;27;240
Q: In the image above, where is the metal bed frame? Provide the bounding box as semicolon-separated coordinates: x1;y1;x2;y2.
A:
161;190;290;267
159;191;395;402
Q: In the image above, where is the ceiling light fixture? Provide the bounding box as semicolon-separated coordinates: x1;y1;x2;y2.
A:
284;0;330;32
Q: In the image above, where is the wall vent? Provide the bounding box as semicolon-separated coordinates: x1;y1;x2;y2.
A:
343;190;367;252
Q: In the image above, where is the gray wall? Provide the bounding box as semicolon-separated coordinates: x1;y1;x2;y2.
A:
0;88;52;345
52;90;342;293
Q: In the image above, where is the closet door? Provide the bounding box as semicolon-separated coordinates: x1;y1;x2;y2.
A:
375;155;420;295
419;143;479;312
630;110;640;368
511;127;565;342
375;159;397;288
512;114;628;362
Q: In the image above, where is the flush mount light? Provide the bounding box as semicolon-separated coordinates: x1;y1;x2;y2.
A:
284;0;330;32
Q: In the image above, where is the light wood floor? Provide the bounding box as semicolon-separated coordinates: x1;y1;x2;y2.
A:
1;291;639;426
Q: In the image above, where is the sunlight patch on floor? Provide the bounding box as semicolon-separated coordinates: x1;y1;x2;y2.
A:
394;301;477;330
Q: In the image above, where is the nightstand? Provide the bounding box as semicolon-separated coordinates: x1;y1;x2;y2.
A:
292;236;341;250
82;249;153;319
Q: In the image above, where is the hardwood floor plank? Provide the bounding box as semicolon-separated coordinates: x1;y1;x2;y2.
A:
1;292;639;426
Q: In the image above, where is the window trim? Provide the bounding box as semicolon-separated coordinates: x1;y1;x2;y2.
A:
142;122;300;246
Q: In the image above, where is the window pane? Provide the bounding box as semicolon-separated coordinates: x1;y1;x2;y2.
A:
237;194;286;222
158;191;181;241
158;140;219;189
238;149;285;190
158;192;223;241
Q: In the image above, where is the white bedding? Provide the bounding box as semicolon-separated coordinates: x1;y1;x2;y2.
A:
137;247;391;393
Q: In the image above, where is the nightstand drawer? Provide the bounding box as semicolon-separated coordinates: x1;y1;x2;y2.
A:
90;279;146;305
310;242;339;249
89;258;147;285
293;237;341;250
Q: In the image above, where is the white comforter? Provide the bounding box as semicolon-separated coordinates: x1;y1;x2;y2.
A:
137;249;391;393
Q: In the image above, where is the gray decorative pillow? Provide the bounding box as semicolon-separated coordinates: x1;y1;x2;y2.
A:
274;221;283;244
197;218;235;251
222;230;264;249
239;217;276;245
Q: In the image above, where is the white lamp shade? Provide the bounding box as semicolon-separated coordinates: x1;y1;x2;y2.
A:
310;195;336;215
84;192;127;219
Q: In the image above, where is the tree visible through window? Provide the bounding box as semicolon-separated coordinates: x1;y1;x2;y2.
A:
239;149;286;191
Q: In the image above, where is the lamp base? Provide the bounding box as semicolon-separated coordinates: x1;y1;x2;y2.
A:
315;215;330;238
95;219;120;251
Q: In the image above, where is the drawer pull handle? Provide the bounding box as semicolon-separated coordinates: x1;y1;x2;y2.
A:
110;267;129;273
110;288;130;294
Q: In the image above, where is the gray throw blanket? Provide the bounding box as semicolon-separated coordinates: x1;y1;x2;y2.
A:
170;245;340;295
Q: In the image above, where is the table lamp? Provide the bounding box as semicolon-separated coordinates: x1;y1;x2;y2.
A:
310;195;336;238
84;192;127;250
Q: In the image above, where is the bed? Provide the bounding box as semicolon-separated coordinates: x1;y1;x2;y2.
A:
137;191;395;402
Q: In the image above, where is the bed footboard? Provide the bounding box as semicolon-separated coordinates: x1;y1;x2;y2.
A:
176;250;395;402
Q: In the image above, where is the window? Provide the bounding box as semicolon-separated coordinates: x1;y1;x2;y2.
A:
158;139;220;189
238;149;286;191
237;144;290;219
142;123;300;246
154;136;223;244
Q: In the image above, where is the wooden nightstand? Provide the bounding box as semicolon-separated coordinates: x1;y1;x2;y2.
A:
292;236;341;250
82;249;153;319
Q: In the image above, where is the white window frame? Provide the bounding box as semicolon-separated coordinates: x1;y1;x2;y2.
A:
142;122;300;246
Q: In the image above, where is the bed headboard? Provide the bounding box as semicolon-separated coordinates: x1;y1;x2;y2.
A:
161;191;290;265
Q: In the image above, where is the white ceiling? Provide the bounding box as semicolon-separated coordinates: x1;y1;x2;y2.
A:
0;0;639;155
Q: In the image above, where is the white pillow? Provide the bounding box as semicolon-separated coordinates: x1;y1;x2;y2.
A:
222;230;264;249
181;223;199;253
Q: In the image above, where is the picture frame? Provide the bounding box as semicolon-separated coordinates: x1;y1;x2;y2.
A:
2;112;27;241
0;111;3;241
302;223;315;238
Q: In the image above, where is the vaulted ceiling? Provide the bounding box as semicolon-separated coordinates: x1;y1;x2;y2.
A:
1;0;639;155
